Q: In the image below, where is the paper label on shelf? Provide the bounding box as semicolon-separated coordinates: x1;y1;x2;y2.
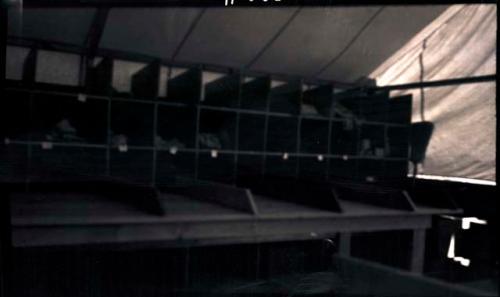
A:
77;93;87;102
41;142;53;150
271;80;287;88
375;148;385;157
211;150;218;158
362;139;371;149
118;144;128;152
244;77;256;83
317;155;324;162
345;119;354;131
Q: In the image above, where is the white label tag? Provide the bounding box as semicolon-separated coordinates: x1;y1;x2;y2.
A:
345;119;354;131
366;176;375;182
375;148;385;157
362;139;371;149
41;142;53;150
118;144;128;152
77;93;87;102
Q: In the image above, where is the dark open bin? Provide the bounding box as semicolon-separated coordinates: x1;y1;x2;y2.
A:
110;100;154;146
30;93;108;144
199;109;237;150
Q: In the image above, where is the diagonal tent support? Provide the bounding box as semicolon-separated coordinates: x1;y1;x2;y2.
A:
79;7;110;86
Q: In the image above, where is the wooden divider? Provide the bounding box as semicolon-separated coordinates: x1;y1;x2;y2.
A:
332;180;415;211
169;181;258;215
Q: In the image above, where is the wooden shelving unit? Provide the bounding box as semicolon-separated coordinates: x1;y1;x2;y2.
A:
2;47;463;273
2;47;412;187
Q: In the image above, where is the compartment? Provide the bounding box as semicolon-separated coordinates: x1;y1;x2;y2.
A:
157;105;197;149
268;80;301;114
110;101;154;146
300;118;329;154
110;149;153;184
167;67;202;104
30;93;108;144
384;160;409;180
130;61;161;99
198;152;235;184
360;90;389;122
301;84;333;117
202;73;240;107
30;146;107;177
298;156;328;180
266;116;298;153
359;124;386;157
0;145;28;180
330;119;358;155
199;109;237;150
35;50;81;88
331;90;363;119
1;90;31;141
156;151;196;187
238;114;266;152
388;95;412;124
5;46;33;84
265;155;297;178
236;154;264;186
387;126;410;158
111;59;149;98
240;76;270;111
329;157;357;180
357;159;385;181
85;57;113;95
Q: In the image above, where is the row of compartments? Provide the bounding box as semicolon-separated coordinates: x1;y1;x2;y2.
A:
6;46;412;123
1;91;410;158
0;145;409;185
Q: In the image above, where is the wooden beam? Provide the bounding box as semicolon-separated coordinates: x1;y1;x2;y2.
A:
410;229;426;274
339;232;351;256
0;190;12;297
7;36;356;88
0;4;12;296
11;214;433;248
17;0;496;9
85;8;110;59
80;8;109;85
375;74;496;91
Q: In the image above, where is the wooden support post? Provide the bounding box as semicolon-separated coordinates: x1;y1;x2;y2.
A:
183;247;190;289
410;229;426;274
339;232;351;257
0;190;12;297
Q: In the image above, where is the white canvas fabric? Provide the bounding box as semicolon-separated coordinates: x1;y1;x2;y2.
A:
370;5;496;182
